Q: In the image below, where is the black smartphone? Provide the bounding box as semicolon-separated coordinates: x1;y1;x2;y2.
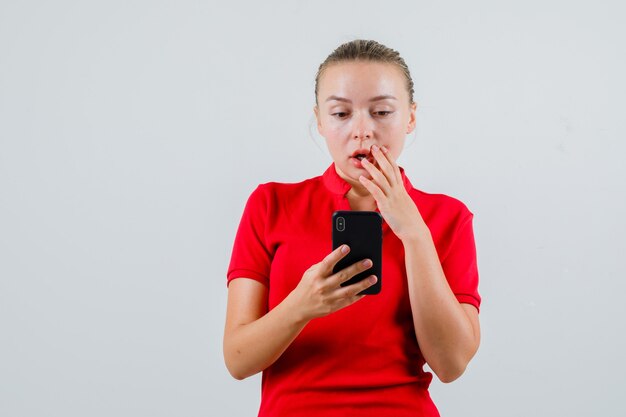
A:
332;211;382;295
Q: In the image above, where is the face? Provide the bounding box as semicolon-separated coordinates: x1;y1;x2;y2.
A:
314;61;416;188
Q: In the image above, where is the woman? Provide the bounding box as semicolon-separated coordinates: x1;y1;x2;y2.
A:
224;39;481;416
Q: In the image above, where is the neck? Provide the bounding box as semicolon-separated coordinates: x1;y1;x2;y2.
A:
346;189;377;211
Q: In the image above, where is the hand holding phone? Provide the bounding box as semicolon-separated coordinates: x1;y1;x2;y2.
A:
284;243;378;322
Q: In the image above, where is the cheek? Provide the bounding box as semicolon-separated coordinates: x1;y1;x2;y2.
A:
329;121;350;135
322;123;350;142
323;137;343;156
320;118;341;137
382;142;402;161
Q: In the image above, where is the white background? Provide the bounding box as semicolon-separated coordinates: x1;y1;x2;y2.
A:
1;1;625;416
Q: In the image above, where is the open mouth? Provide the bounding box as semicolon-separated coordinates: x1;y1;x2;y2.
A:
350;150;375;167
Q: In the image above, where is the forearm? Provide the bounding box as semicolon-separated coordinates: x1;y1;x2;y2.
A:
403;227;479;382
224;294;308;380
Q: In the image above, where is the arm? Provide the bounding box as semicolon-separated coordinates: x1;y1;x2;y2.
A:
402;227;480;383
223;278;307;380
223;245;378;380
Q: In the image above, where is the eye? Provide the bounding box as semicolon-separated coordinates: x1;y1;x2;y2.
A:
332;112;349;119
374;111;393;117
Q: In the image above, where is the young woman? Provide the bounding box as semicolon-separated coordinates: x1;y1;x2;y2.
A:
224;39;481;416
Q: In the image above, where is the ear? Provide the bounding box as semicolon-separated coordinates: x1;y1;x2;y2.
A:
406;101;417;134
313;105;323;134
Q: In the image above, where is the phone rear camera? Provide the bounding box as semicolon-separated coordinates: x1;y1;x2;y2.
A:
336;216;345;232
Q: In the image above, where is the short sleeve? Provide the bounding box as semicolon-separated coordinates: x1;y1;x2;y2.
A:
441;213;481;312
226;185;272;287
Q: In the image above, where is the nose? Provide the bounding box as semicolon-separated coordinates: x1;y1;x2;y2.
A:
351;113;373;141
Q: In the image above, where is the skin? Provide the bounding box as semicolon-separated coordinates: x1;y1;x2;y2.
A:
224;60;480;383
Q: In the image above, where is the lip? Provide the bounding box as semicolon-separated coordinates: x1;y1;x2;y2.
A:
349;147;376;169
350;148;372;158
350;158;368;169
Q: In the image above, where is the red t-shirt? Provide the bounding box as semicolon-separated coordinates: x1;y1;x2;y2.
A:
227;163;481;417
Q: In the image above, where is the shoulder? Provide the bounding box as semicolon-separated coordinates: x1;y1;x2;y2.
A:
251;174;324;201
240;175;325;217
408;186;474;224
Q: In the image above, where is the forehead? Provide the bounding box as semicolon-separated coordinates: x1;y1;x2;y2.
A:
318;61;407;102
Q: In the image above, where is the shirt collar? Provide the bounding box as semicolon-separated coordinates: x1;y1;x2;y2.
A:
322;162;414;196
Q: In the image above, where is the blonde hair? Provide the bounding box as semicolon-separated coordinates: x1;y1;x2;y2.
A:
315;39;415;105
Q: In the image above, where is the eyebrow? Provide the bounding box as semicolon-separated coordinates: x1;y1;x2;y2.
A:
325;95;398;103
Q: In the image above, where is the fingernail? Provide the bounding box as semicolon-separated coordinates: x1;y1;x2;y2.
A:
362;259;372;267
369;276;377;284
381;145;388;152
372;145;379;152
341;245;349;254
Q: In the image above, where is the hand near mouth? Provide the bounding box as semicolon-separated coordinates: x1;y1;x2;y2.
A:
358;145;427;241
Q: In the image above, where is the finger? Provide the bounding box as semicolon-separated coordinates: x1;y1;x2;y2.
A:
332;293;366;312
358;174;386;201
336;275;378;299
370;145;398;186
361;157;391;194
328;258;373;287
381;145;402;184
318;244;351;275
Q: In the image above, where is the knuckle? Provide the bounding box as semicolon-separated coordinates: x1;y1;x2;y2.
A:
345;268;355;279
320;300;334;315
312;280;326;294
337;288;351;300
336;269;348;282
318;259;329;270
350;268;363;279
